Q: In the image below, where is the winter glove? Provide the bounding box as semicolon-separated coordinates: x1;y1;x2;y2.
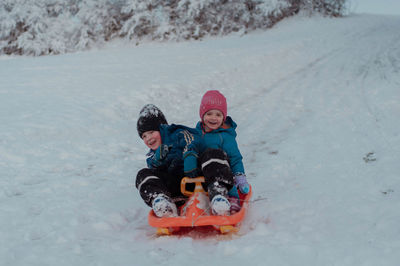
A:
155;144;170;161
234;174;250;194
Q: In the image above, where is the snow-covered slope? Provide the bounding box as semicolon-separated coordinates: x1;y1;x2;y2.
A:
1;13;400;266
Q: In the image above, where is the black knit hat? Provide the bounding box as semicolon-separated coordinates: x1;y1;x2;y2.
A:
137;104;168;138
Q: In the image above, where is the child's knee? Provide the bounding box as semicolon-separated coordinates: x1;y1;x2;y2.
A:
199;148;234;187
200;149;229;173
200;148;228;163
136;168;159;189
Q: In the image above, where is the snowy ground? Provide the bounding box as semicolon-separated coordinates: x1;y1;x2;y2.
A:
1;13;400;266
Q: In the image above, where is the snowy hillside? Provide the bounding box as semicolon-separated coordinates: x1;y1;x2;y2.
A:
1;13;400;266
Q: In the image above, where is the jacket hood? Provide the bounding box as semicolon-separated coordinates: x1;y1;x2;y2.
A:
196;116;237;136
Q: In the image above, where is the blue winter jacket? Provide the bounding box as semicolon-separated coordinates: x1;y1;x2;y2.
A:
146;124;203;177
195;116;245;175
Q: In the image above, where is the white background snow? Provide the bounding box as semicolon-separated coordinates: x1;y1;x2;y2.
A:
352;0;400;15
1;12;400;266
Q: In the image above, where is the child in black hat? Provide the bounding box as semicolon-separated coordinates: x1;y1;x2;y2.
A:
135;104;203;217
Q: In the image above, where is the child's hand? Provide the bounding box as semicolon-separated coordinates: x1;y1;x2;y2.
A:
155;144;170;161
234;174;250;194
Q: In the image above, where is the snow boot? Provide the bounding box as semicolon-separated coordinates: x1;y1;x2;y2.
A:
210;195;231;216
152;194;178;218
208;181;230;216
229;197;241;214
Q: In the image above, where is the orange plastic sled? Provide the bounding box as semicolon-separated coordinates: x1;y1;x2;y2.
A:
148;176;252;235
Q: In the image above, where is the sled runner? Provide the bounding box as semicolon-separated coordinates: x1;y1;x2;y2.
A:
148;176;252;235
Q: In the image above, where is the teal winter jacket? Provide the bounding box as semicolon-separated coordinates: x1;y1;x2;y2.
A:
195;116;245;175
146;124;203;177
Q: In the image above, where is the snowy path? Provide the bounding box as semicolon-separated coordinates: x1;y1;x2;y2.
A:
1;14;400;266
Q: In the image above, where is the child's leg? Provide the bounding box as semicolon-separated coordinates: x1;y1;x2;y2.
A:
199;149;237;215
136;168;186;205
199;148;234;192
136;168;181;217
135;168;172;207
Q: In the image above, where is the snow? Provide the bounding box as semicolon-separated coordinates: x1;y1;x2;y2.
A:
1;13;400;265
352;0;400;15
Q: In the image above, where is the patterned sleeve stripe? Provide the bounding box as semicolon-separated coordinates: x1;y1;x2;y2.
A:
182;130;194;153
183;130;194;143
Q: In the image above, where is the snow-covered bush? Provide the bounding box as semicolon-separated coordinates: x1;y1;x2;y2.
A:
0;0;126;55
0;0;347;56
292;0;347;17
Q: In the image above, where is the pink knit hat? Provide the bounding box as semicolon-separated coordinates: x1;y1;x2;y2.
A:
199;90;227;121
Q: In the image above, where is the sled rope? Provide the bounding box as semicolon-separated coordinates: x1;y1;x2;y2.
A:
247;196;268;203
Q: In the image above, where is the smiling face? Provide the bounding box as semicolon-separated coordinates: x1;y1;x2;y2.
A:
141;130;162;150
203;109;224;132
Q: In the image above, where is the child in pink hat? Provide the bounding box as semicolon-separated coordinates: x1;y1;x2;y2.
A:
196;90;250;215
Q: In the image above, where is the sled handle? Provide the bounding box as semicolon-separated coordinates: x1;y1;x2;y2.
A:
181;176;206;197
